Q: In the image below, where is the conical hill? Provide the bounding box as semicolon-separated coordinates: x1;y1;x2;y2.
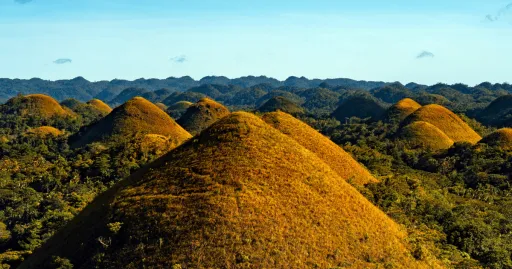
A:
256;96;305;114
262;111;377;185
399;121;454;150
385;98;422;122
2;94;74;118
403;104;481;144
21;112;433;269
87;99;113;114
177;98;230;135
70;97;191;148
480;128;512;150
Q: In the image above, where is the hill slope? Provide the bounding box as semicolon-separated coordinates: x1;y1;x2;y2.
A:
331;96;386;122
477;95;512;126
167;101;193;119
25;126;64;138
87;99;113;114
20;112;433;269
385;98;422;122
1;94;74;119
262;111;377;185
480;128;512;150
399;121;454;150
403;104;481;144
177;98;230;135
257;96;305;114
70;97;191;147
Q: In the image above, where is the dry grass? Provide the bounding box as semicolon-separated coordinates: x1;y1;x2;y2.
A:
262;111;378;185
168;101;193;111
257;96;305;114
7;94;75;118
87;99;113;114
480;128;512;150
403;104;481;144
21;112;439;269
177;98;230;135
71;97;191;148
399;121;454;150
386;98;422;122
26;126;64;138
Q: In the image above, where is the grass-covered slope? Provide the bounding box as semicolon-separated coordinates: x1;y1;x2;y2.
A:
385;98;422;122
256;96;305;114
403;104;482;144
25;126;64;138
399;121;454;150
70;97;191;148
87;99;113;114
2;94;74;119
480;128;512;150
177;98;230;135
167;101;193;119
20;112;433;269
262;111;378;185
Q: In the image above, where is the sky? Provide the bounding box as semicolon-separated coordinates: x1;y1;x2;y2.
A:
0;0;511;85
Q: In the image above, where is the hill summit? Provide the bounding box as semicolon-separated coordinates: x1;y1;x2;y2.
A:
403;104;481;144
262;111;377;185
331;96;386;122
21;112;432;269
256;96;305;114
385;98;422;122
2;94;74;119
87;99;113;114
177;98;230;135
399;121;454;150
70;97;191;148
480;128;512;150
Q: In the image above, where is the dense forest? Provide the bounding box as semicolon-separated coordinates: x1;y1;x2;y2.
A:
1;76;512;268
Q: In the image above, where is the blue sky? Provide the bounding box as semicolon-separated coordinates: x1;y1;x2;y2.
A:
0;0;511;85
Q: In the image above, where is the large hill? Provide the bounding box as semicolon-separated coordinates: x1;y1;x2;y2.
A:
20;112;433;269
70;97;191;147
385;98;422;122
177;98;230;135
1;94;75;119
399;121;455;150
480;128;512;150
331;95;386;122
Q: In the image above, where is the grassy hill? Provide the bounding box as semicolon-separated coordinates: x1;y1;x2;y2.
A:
2;94;75;119
403;104;482;144
399;121;454;150
331;96;386;122
177;98;230;135
70;97;191;148
262;111;378;185
385;98;422;122
25;126;64;138
256;96;305;115
480;128;512;150
20;112;435;269
87;99;112;114
167;101;193;119
477;95;512;126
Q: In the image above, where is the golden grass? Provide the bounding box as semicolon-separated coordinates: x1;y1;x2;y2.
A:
71;97;191;148
386;98;422;122
257;96;305;114
21;112;439;269
87;99;113;114
25;126;63;138
168;101;193;110
262;111;378;185
399;121;454;150
403;104;481;144
9;94;75;118
177;98;230;135
480;128;512;150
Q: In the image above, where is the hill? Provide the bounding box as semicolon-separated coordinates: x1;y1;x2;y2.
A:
399;121;454;150
403;104;482;144
70;97;191;148
20;112;432;269
177;98;230;135
1;94;74;119
167;101;193;119
154;102;168;111
370;83;415;104
256;96;305;114
477;95;512;126
385;98;422;122
108;88;149;106
25;126;64;138
480;128;512;150
262;111;377;185
331;96;386;122
61;98;111;124
87;99;112;114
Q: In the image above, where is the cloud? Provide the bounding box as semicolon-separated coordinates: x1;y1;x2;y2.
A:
53;58;72;64
14;0;33;4
170;55;187;63
416;51;435;59
485;3;512;22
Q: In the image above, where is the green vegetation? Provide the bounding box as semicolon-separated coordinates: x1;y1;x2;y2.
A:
256;96;305;115
177;98;230;135
331;95;387;122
